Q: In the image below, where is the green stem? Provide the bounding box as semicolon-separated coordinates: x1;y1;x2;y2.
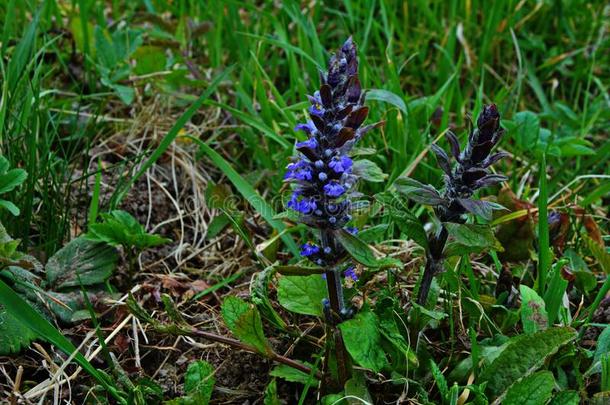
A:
537;153;550;296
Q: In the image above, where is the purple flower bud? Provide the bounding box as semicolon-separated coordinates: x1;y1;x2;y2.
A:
323;247;332;254
318;172;328;181
315;160;324;168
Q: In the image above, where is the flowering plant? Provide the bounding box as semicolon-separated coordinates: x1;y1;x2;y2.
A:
284;37;383;384
396;104;507;304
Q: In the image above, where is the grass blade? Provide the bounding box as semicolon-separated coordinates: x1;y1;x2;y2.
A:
190;136;299;256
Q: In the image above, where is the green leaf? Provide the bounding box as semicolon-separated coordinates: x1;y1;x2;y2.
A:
0;309;37;354
0;167;27;194
366;89;407;115
352;159;388;182
375;191;428;250
443;222;503;257
277;274;326;316
503;371;555;405
548;390;580;405
479;327;576;400
133;45;167;75
520;285;548;334
221;296;272;356
394;177;445;206
344;371;373;404
0;199;19;216
512;111;540;152
457;198;506;221
184;360;215;405
86;210;170;250
270;364;317;385
45;237;118;290
264;379;281;405
335;229;381;268
339;309;388;373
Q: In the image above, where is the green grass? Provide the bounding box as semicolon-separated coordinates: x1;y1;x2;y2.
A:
0;0;609;403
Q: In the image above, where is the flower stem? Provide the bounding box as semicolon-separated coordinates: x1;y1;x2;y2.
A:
417;225;449;305
321;230;350;386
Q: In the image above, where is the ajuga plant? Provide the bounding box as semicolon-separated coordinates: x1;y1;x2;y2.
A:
284;37;382;385
397;104;508;305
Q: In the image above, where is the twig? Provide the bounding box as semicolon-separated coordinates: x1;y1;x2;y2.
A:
186;327;322;379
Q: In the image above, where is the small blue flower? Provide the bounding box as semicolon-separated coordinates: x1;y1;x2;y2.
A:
301;242;320;257
294;121;316;134
287;193;317;214
308;94;324;117
285;160;313;181
296;137;318;150
318;172;328;181
323;181;346;198
329;155;353;173
344;266;358;282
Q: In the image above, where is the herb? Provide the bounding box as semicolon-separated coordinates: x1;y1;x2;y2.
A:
284;37;382;385
398;104;507;304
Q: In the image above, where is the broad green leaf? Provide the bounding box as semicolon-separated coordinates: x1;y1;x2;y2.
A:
520;285;548;334
0;309;37;354
269;364;317;384
352;159;388;182
339;309;388;373
457;198;506;221
86;210;170;250
335;229;380;268
277;274;326;316
0;167;27;194
344;371;373;404
479;327;576;400
443;222;503;257
548;390;580;405
221;296;250;331
46;237;118;290
221;296;272;356
503;371;555;405
184;360;215;405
